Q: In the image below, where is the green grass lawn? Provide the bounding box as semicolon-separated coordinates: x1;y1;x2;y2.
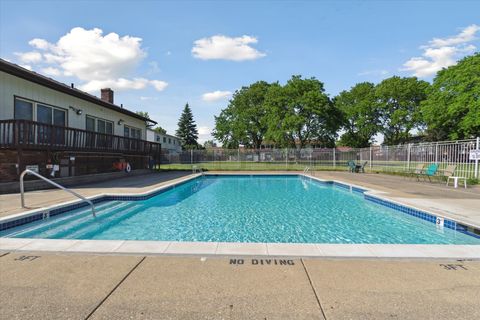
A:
157;161;479;184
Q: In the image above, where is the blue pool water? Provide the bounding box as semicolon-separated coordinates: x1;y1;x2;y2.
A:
2;175;479;244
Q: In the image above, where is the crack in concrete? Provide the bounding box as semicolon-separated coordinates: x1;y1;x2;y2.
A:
301;258;328;320
84;256;146;320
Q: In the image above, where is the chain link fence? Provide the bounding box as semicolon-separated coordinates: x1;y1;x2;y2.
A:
160;137;480;179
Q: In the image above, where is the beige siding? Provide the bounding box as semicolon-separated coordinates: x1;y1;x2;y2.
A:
0;71;147;139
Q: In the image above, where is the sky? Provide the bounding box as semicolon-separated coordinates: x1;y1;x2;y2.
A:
1;0;479;144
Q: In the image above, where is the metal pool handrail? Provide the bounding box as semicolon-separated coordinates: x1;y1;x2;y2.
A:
20;169;96;217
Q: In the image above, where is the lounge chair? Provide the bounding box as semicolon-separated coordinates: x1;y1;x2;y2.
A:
443;165;467;188
417;163;438;182
408;163;425;180
356;161;368;173
347;160;356;172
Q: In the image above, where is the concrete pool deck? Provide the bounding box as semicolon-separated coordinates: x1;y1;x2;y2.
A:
1;251;479;319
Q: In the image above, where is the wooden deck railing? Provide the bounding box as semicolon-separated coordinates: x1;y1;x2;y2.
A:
0;119;161;156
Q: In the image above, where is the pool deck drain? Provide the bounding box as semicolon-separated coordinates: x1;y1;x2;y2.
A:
1;252;479;319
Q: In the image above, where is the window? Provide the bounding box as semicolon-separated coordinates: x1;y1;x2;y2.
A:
156;135;160;142
124;126;141;139
14;97;67;144
37;104;53;124
86;116;95;131
168;138;171;144
15;98;66;125
86;115;113;134
14;99;33;120
163;137;166;143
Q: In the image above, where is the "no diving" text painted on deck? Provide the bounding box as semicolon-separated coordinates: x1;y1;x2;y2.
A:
230;258;295;266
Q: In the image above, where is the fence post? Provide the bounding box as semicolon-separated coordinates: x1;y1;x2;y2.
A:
407;143;411;171
476;137;479;179
332;147;336;168
190;149;193;166
369;146;372;169
435;142;438;163
284;148;288;170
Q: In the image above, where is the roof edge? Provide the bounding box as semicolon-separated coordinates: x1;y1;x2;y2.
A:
0;59;157;125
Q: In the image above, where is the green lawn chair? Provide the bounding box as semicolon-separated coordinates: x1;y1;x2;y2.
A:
347;160;356;172
418;163;439;182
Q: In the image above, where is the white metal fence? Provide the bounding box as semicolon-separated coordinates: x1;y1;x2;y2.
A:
160;137;480;179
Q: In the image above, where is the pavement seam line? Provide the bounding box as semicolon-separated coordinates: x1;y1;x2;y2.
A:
84;256;146;320
301;258;328;320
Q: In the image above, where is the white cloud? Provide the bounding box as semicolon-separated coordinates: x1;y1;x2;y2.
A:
427;24;480;48
15;51;42;63
357;69;389;76
202;90;232;102
29;38;52;50
198;126;211;135
79;78;150;92
140;96;158;101
402;24;479;77
41;67;61;76
15;27;168;93
197;126;212;144
192;35;266;61
150;80;168;91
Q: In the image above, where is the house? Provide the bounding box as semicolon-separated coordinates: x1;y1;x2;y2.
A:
0;59;161;182
146;129;182;154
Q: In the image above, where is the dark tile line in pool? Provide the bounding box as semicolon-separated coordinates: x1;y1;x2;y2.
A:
363;194;477;237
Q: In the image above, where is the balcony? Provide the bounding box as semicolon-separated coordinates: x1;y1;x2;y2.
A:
0;119;161;157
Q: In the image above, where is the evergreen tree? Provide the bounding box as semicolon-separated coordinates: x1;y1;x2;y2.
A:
176;103;199;149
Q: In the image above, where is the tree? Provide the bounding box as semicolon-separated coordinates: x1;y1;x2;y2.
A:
375;76;430;145
136;111;150;118
213;81;274;148
203;140;217;149
153;126;167;134
175;103;199;149
422;53;480;141
334;82;381;147
265;75;342;148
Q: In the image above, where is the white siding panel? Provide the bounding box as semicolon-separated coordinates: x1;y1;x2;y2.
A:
0;71;147;139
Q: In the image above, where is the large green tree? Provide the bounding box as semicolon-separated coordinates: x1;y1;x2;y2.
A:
422;53;480;141
375;76;430;145
175;103;199;149
213;81;275;148
153;126;167;134
265;75;341;148
334;82;380;147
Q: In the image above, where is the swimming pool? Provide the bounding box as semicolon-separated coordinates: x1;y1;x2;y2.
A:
1;175;479;244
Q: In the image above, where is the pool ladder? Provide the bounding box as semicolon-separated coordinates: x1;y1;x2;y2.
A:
20;169;96;217
192;165;205;176
303;166;311;175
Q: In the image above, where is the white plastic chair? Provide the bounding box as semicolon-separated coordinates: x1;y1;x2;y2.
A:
444;165;467;188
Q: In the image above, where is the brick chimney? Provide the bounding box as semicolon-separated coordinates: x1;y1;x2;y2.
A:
101;88;114;104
